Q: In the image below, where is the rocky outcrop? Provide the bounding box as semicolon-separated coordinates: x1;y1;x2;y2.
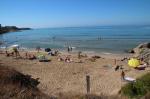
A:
0;24;31;34
133;42;150;56
131;42;150;64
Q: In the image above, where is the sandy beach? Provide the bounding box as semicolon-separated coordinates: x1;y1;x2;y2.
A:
0;49;149;97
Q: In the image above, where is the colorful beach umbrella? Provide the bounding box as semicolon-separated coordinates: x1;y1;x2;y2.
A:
128;58;140;67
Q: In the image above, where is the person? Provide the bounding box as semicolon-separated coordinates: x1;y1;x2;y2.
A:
65;56;73;63
115;65;120;71
54;50;59;56
58;56;64;61
36;46;41;53
67;46;70;52
5;50;14;57
25;52;36;60
121;70;125;80
70;47;72;52
48;50;53;55
12;47;20;58
78;51;82;59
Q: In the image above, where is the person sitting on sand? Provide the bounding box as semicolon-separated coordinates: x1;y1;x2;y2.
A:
54;50;59;56
58;56;64;61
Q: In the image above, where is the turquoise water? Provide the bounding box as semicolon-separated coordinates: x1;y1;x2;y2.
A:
0;25;150;53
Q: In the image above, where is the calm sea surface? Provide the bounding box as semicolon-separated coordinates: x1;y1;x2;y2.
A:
0;26;150;53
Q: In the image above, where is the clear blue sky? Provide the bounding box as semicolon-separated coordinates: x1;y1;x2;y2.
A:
0;0;150;28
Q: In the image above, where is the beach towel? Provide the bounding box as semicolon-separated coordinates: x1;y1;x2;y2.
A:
124;77;136;82
39;59;51;62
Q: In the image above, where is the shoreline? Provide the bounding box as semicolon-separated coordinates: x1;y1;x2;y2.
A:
0;46;133;60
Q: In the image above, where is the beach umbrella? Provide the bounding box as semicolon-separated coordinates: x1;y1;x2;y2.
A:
128;58;140;67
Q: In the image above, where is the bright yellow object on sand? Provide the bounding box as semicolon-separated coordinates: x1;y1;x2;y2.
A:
128;58;140;67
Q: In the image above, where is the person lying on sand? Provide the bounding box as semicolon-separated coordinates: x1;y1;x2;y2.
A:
58;56;64;61
65;56;73;63
133;58;149;70
5;47;21;58
134;62;148;70
25;52;36;60
48;50;59;56
5;51;14;57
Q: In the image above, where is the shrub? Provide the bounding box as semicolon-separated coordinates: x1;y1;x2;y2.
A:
121;73;150;98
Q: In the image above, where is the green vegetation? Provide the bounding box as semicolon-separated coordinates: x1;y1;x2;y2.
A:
121;73;150;99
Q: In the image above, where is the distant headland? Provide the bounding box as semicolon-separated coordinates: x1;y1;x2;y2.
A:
0;24;31;34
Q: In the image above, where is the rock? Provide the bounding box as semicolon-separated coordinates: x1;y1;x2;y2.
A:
128;49;135;53
132;42;150;56
137;42;150;49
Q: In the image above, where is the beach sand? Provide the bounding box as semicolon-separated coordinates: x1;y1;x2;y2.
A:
0;49;149;97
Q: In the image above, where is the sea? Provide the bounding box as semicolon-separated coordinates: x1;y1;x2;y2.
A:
0;25;150;54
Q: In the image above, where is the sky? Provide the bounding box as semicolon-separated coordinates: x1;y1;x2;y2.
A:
0;0;150;28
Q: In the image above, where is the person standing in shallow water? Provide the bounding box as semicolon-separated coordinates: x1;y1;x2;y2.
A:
67;46;70;53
